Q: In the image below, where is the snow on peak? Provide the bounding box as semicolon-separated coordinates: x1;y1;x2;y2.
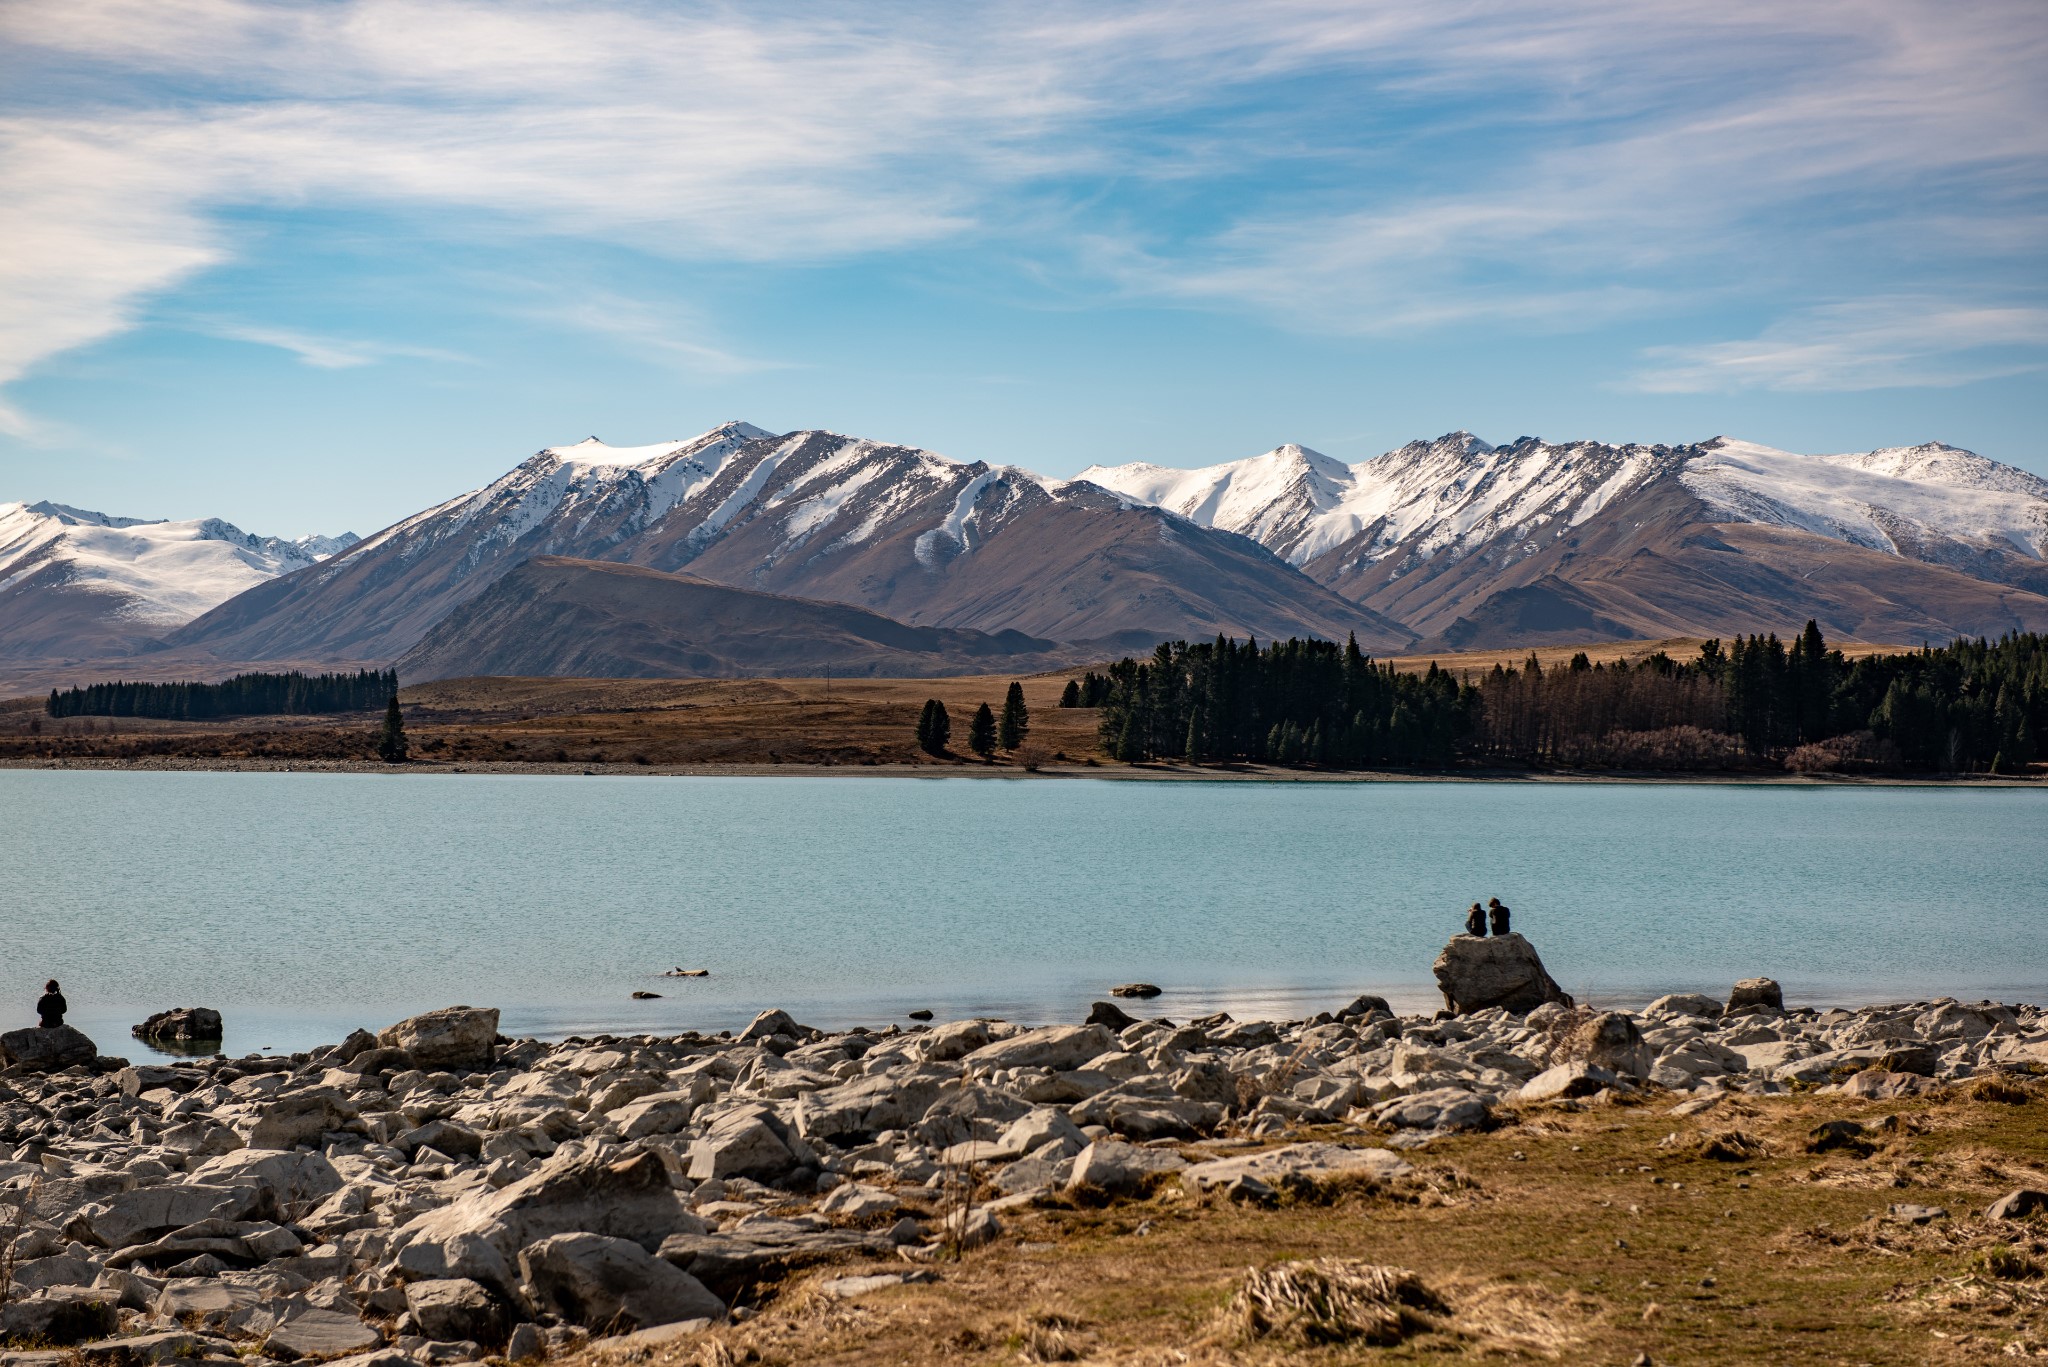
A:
1684;438;2048;558
0;499;355;626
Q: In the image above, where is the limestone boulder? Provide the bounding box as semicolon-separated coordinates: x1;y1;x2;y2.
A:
1725;977;1784;1014
132;1008;223;1043
1515;1061;1618;1103
379;1007;499;1071
518;1232;724;1331
1645;993;1720;1020
687;1105;808;1182
244;1089;357;1150
190;1149;343;1219
1431;935;1571;1015
1558;1012;1653;1079
393;1147;699;1294
403;1278;505;1343
0;1025;98;1073
961;1024;1117;1073
0;1287;120;1344
1064;1139;1185;1197
1180;1143;1413;1195
1370;1087;1492;1133
267;1309;382;1361
67;1183;257;1249
794;1073;950;1146
915;1019;992;1062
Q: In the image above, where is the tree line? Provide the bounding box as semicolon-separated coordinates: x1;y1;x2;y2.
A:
1064;635;1477;766
47;669;400;720
917;683;1030;759
1057;627;2045;774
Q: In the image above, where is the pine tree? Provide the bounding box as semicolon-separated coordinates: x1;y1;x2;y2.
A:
999;681;1029;749
968;702;997;758
377;696;408;763
917;699;951;755
1058;679;1081;708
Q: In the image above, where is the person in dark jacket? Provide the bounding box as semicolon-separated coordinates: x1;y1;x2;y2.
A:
1487;898;1511;936
36;980;66;1028
1463;902;1486;936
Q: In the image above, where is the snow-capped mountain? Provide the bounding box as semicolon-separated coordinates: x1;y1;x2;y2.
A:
168;422;1411;665
1084;435;2048;647
0;500;358;662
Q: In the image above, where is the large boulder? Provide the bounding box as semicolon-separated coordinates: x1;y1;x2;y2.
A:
191;1149;344;1219
1725;977;1784;1014
1180;1143;1413;1195
392;1148;700;1294
961;1024;1117;1073
1431;934;1571;1015
244;1089;357;1150
518;1232;724;1331
1558;1011;1652;1079
379;1007;499;1071
0;1024;98;1073
266;1309;383;1361
133;1008;224;1043
66;1184;257;1249
1064;1139;1186;1197
686;1106;806;1182
404;1278;505;1343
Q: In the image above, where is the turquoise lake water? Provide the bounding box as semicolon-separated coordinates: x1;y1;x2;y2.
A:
1;771;2043;1058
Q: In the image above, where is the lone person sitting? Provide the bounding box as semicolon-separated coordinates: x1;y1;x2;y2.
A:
1464;902;1486;936
1487;898;1512;936
36;979;66;1029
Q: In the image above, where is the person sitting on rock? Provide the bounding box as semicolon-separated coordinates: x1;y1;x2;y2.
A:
36;980;65;1029
1464;902;1486;936
1487;898;1511;936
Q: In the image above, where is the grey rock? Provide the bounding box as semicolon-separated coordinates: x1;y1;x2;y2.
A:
404;1279;504;1343
1515;1061;1618;1102
916;1020;992;1062
268;1309;383;1361
1885;1203;1947;1226
1180;1143;1413;1195
1334;994;1394;1021
190;1149;344;1218
1371;1087;1492;1133
961;1025;1117;1074
504;1323;544;1361
69;1184;256;1249
686;1106;799;1183
1987;1189;2048;1221
816;1270;937;1299
393;1147;698;1294
0;1288;119;1345
245;1089;357;1150
1559;1012;1653;1079
151;1278;265;1325
132;1009;223;1043
75;1329;206;1364
1064;1139;1185;1197
794;1073;950;1146
1726;977;1784;1014
379;1008;499;1072
1431;934;1571;1015
7;1253;100;1292
1645;994;1721;1020
518;1232;724;1331
0;1026;98;1073
1084;1002;1136;1031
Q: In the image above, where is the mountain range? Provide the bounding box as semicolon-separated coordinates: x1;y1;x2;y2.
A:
6;421;2047;689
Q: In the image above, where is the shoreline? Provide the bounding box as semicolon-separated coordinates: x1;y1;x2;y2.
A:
1;754;2040;785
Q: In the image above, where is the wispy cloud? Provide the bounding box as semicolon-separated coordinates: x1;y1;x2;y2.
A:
0;0;2042;416
187;320;470;369
1629;301;2048;393
524;293;793;379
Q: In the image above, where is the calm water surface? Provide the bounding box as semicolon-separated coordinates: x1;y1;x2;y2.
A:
1;771;2042;1057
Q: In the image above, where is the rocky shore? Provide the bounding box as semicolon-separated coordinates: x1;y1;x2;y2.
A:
2;943;2044;1367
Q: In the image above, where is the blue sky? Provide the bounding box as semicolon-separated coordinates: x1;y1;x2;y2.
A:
2;1;2043;537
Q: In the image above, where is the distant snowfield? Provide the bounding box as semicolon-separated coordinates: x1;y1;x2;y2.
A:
1084;433;2048;569
0;501;357;626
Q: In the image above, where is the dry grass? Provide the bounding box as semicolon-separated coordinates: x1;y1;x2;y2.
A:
567;1077;2048;1366
1222;1260;1446;1346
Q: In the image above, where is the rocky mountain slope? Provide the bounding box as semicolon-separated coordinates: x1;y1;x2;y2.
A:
394;557;1087;682
1083;436;2048;648
0;501;356;663
169;424;1412;666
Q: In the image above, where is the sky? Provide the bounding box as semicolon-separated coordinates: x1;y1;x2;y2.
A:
1;0;2044;538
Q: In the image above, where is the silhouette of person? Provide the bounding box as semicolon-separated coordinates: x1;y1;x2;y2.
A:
1488;898;1511;936
36;980;66;1029
1464;902;1486;936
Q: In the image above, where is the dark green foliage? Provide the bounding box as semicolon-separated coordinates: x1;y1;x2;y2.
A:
47;669;398;720
916;699;951;755
377;696;408;764
1089;624;2044;774
998;681;1029;749
1064;671;1113;708
1473;623;2044;773
1094;632;1476;767
969;702;998;758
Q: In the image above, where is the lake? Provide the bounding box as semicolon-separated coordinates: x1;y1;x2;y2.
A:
1;770;2042;1059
